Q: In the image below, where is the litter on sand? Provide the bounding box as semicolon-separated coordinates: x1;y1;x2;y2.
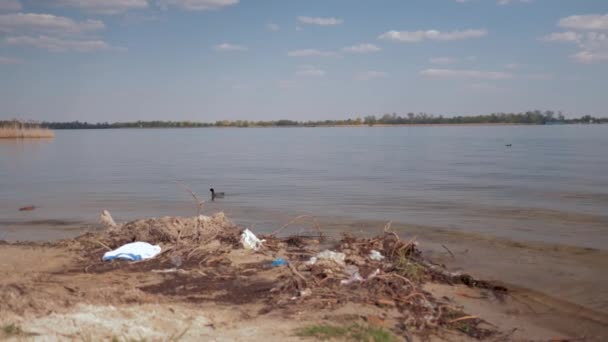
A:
310;250;346;265
102;242;162;261
240;229;264;250
340;267;381;286
340;265;364;285
100;209;117;228
369;249;385;261
272;257;288;267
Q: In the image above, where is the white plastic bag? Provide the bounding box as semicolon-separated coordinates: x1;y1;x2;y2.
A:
369;250;385;261
240;229;264;251
314;250;346;266
340;265;364;285
102;242;161;261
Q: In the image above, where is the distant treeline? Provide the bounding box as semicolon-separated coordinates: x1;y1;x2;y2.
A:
29;110;608;129
0;119;46;129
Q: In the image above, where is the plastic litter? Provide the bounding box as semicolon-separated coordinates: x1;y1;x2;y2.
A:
300;289;312;297
102;242;161;261
340;267;381;285
272;257;287;267
367;269;380;280
369;250;385;261
240;229;264;251
100;209;117;228
306;257;318;265
309;250;346;266
340;265;364;285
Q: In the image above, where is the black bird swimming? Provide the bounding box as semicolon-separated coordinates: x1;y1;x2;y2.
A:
210;188;225;200
505;144;512;147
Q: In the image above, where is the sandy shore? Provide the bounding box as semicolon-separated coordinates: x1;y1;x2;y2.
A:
1;213;607;341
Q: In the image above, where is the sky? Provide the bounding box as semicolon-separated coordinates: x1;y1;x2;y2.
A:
0;0;607;122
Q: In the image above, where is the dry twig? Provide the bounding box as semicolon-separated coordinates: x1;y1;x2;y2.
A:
175;180;205;217
442;244;456;259
448;315;479;324
271;215;323;237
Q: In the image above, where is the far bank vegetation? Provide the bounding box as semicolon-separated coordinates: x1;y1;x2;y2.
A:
0;120;55;139
41;110;606;129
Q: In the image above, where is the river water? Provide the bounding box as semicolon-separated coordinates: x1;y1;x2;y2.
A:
1;125;607;248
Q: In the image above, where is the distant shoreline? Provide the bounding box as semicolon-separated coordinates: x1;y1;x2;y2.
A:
40;122;606;130
37;111;607;129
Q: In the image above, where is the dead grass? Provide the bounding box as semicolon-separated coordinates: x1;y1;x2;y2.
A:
0;126;55;139
394;248;425;283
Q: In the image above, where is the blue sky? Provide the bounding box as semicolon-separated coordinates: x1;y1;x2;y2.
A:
0;0;607;122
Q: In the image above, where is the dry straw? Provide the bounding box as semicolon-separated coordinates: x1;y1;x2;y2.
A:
0;121;54;139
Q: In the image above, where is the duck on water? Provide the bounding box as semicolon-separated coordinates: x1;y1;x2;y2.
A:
210;188;225;201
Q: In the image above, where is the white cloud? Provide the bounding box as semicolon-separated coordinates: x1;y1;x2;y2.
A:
354;71;387;81
159;0;239;11
543;15;608;64
571;50;608;64
559;14;608;31
296;65;325;77
297;16;343;26
267;23;279;31
57;0;148;14
213;43;247;51
498;0;532;5
5;35;116;52
420;68;512;80
541;31;581;42
287;49;336;57
342;43;381;54
0;0;21;11
0;56;23;64
430;57;458;65
378;29;487;42
0;13;104;35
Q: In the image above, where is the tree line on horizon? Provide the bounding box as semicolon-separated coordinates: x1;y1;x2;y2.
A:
4;110;606;129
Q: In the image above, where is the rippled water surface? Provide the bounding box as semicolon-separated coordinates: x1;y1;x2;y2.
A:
1;126;607;247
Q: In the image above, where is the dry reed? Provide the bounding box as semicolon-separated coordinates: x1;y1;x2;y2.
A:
0;126;54;139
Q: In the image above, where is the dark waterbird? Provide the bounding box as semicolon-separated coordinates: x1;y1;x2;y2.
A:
210;188;225;200
505;144;512;147
19;205;36;212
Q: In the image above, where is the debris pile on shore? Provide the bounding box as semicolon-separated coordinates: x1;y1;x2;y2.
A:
56;212;508;340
